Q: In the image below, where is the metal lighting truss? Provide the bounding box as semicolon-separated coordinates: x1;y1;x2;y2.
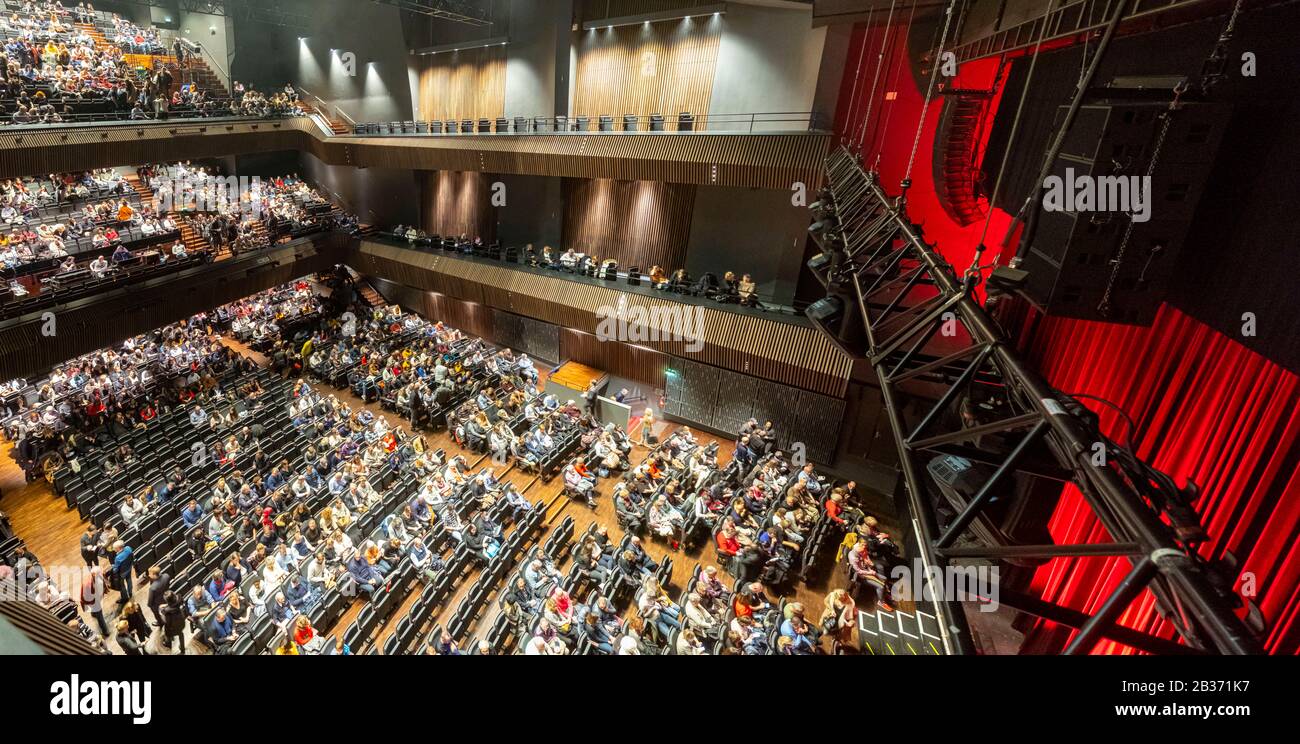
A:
814;146;1261;656
369;0;493;25
99;0;317;29
950;0;1249;64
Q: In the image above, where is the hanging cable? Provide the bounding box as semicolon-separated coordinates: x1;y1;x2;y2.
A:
1199;0;1246;94
1096;90;1176;317
1099;0;1248;315
966;12;1051;283
1008;0;1129;262
843;6;873;151
901;0;960;193
871;0;918;169
854;0;896;152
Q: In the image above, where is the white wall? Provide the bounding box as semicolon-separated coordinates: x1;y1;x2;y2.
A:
502;0;569;118
176;10;232;91
301;158;421;229
708;5;827;128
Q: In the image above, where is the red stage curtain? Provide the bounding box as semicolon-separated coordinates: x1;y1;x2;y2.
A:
1023;304;1300;654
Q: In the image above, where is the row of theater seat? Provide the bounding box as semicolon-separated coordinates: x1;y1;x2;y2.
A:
0;249;198;320
354;112;696;136
381;497;547;653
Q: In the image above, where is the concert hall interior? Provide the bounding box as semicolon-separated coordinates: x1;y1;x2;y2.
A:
0;0;1296;659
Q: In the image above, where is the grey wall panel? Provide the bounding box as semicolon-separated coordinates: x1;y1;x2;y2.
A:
664;354;844;465
710;370;758;434
491;309;559;364
794;390;847;465
750;379;801;451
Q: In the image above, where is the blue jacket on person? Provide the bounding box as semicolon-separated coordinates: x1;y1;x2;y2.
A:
347;556;381;585
112;546;134;577
182;505;204;527
210;614;233;643
284;579;309;608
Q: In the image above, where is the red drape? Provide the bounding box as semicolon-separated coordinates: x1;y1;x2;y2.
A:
1023;304;1300;654
831;20;1300;655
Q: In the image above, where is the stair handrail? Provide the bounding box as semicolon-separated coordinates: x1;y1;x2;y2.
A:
297;87;357;127
184;39;232;95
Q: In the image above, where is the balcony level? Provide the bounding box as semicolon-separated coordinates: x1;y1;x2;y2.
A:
0;115;831;190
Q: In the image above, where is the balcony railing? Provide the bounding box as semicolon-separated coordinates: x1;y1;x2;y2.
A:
369;232;808;320
347;111;827;136
0;110;305;130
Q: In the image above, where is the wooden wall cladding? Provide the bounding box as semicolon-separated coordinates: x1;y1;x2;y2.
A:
573;19;720;125
423;292;495;340
558;327;669;389
352;240;853;397
0;119;306;179
561;177;695;270
418;170;496;240
340;132;830;189
415;45;507;123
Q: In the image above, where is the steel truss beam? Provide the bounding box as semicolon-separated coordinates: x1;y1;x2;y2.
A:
950;0;1253;64
103;0;316;28
371;0;493;25
816;147;1260;655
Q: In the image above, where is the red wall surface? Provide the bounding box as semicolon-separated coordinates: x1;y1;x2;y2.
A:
833;21;1300;654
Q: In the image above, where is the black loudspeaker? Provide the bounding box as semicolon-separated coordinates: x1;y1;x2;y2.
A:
805;291;866;355
806;295;842;322
1020;101;1230;325
626;267;641;286
806;252;832;272
925;455;1056;569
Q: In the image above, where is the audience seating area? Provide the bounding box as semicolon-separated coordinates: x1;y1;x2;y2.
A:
1;271;880;656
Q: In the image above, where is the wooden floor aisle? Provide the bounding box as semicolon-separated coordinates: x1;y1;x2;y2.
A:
2;330;844;654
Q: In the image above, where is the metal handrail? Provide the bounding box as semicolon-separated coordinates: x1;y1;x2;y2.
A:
184;39;233;93
297;87;357;126
369;231;807;317
343;110;825;135
0;111;303;128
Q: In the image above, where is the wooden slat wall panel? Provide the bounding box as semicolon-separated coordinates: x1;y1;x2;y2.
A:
342;132;829;188
0;599;104;654
419;170;496;241
574;20;720;126
561;177;695;270
559;327;669;389
424;292;495;340
415;46;507;123
0;117;829;190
